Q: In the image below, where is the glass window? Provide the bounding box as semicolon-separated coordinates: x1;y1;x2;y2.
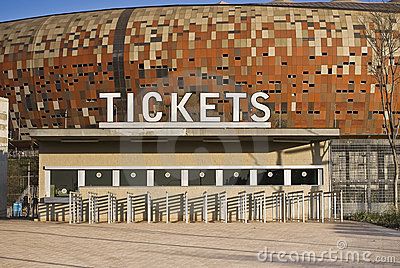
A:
188;169;215;186
85;170;112;186
120;169;147;186
223;170;250;185
50;170;78;197
257;169;284;185
291;169;318;185
154;169;181;186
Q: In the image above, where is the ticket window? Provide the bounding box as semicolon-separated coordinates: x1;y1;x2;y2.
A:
223;170;250;185
85;170;112;186
188;170;216;186
154;169;181;186
120;170;147;186
291;169;319;185
257;169;284;185
50;170;78;197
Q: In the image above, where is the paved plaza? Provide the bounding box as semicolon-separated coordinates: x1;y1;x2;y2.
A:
0;220;398;267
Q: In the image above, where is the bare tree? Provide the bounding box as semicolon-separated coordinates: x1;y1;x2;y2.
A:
361;11;400;210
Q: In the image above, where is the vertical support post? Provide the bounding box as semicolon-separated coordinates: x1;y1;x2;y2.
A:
185;192;188;224
334;192;337;220
166;191;169;224
263;192;266;223
308;193;311;220
321;192;324;223
147;192;152;223
244;192;248;223
316;193;320;221
340;190;343;222
69;192;72;224
224;192;228;223
297;195;300;222
127;194;131;224
302;192;305;223
203;191;208;223
328;192;332;220
283;193;286;223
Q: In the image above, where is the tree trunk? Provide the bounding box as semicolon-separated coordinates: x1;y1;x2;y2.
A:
392;147;399;210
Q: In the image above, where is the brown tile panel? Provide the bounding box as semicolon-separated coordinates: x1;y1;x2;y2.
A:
0;5;397;138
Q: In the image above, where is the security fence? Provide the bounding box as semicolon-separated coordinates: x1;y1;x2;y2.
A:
330;139;400;214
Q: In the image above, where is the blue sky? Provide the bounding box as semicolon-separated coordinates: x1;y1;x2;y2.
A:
0;0;285;22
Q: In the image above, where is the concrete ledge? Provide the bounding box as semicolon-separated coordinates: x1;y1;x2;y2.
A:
30;128;340;139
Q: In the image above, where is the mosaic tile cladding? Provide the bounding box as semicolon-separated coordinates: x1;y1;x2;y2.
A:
1;3;400;139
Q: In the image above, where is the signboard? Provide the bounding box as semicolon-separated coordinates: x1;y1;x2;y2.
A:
99;92;271;128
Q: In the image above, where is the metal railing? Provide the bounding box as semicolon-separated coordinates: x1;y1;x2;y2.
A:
238;191;248;223
69;191;82;224
218;191;228;223
60;189;344;224
285;191;305;223
88;192;98;224
107;192;117;224
252;191;266;223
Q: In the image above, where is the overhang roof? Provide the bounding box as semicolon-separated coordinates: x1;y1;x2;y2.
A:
30;128;340;142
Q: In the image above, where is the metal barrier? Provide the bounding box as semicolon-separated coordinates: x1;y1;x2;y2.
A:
252;191;266;223
202;191;208;223
321;191;343;222
165;191;169;223
107;192;117;224
127;192;135;224
218;191;228;223
88;192;98;224
285;191;305;222
184;192;189;223
272;191;285;222
69;191;82;224
308;191;323;222
238;191;248;223
147;192;152;223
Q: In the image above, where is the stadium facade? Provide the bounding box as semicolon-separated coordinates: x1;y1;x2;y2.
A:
1;1;400;215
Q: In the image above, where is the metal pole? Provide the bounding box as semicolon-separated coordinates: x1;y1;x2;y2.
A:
147;192;151;223
321;192;324;223
340;190;343;222
185;192;188;224
203;191;208;223
244;192;248;223
302;192;305;223
166;191;169;224
263;192;266;223
316;193;320;221
328;192;332;220
127;194;131;224
334;192;337;220
224;192;228;223
297;195;300;222
27;162;31;217
283;193;286;223
69;192;72;224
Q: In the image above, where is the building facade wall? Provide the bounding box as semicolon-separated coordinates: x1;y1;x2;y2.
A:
38;140;329;199
0;4;399;138
0;97;8;217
